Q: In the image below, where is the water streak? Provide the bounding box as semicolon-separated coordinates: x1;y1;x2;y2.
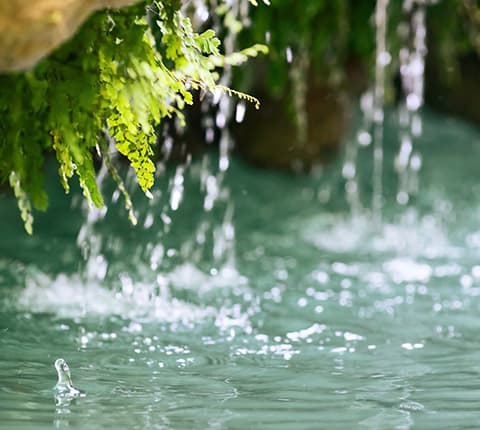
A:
372;0;390;223
395;0;428;205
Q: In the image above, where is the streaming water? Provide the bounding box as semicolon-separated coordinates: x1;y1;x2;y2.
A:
2;110;480;429
395;0;428;206
343;0;392;220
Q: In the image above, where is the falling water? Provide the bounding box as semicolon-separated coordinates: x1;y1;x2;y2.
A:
71;0;252;313
342;0;390;220
372;0;390;222
76;150;110;288
343;0;433;219
395;0;428;205
193;0;254;268
289;45;310;152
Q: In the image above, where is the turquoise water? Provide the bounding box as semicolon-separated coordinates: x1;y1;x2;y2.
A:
2;111;480;429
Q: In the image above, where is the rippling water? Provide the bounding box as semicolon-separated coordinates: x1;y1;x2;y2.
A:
2;111;480;429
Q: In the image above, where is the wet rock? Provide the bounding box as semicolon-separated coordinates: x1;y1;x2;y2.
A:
425;54;480;124
233;81;348;172
0;0;140;72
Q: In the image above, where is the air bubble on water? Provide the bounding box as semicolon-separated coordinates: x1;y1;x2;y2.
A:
312;270;329;284
297;297;308;307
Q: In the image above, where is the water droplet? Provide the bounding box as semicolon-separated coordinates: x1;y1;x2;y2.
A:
342;162;356;179
235;102;246;123
357;131;372;146
285;46;293;63
377;51;391;66
397;191;409;205
406;93;421;111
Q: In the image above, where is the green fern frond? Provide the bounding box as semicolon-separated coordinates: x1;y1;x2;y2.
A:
9;171;33;235
214;85;261;110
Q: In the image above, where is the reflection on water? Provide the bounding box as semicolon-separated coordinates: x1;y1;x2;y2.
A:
2;111;480;429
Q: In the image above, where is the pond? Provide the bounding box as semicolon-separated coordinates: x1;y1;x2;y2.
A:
2;110;480;429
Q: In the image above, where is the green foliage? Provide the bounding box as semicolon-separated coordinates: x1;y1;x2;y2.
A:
0;1;264;233
238;0;365;95
236;0;479;96
427;0;480;84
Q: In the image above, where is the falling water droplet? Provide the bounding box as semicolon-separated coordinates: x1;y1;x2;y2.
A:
286;46;293;64
235;102;246;123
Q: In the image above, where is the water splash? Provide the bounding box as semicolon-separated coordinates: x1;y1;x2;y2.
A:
301;209;459;258
54;358;82;396
16;265;237;322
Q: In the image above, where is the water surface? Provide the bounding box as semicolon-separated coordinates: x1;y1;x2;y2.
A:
2;111;480;429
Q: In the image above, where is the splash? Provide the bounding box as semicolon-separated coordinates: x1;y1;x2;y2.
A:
54;358;82;396
16;262;250;322
301;210;459;258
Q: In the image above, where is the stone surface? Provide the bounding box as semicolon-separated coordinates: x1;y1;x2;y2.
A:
233;83;347;172
0;0;140;72
425;54;480;125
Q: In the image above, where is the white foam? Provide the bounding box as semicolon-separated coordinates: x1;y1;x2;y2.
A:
16;268;221;323
383;257;432;283
163;263;248;295
301;212;459;258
